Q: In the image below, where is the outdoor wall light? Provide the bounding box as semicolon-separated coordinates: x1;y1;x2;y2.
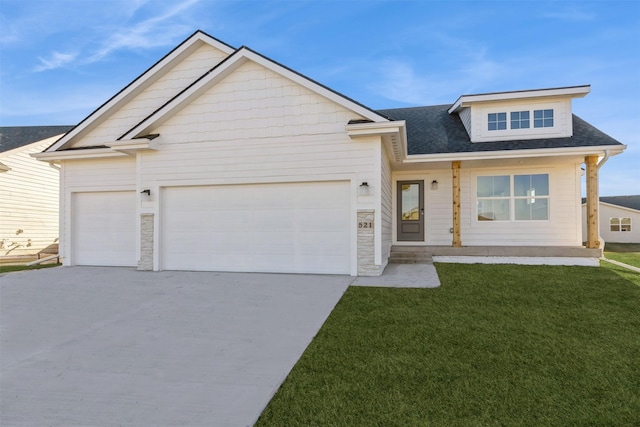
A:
140;189;151;196
431;180;438;190
359;182;370;196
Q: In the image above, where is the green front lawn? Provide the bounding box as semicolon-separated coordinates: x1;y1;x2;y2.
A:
258;264;640;426
0;263;61;274
604;243;640;269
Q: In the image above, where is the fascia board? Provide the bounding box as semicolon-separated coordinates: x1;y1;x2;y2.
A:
121;52;249;140
402;144;626;164
598;201;640;214
123;46;391;140
46;31;235;153
241;49;389;123
345;120;406;136
448;85;591;114
106;139;159;154
31;148;128;161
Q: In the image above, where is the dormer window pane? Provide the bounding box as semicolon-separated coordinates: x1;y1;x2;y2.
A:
488;112;507;131
534;109;554;128
511;111;530;129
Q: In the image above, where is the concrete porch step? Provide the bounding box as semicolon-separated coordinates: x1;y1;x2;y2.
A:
389;246;433;264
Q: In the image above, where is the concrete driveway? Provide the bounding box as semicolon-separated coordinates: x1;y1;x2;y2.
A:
0;267;352;426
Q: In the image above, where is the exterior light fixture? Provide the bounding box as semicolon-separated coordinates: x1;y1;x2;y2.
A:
140;189;151;196
359;182;370;196
431;180;438;190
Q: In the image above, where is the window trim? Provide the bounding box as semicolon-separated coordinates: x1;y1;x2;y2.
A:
487;108;554;132
476;173;550;222
610;217;632;232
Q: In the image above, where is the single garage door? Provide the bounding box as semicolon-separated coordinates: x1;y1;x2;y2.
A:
72;191;137;266
161;181;351;274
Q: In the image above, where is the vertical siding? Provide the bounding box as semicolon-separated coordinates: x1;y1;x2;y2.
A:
0;139;61;256
75;44;230;147
380;145;393;261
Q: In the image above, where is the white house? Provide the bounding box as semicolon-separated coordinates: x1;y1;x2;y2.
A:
34;31;626;275
582;196;640;244
1;126;72;260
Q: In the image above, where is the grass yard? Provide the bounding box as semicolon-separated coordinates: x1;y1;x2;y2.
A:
604;243;640;269
0;263;61;274
258;263;640;426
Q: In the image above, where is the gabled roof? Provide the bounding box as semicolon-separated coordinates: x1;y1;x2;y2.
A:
448;85;590;114
46;30;235;152
120;45;389;139
0;126;74;153
582;195;640;212
377;105;624;156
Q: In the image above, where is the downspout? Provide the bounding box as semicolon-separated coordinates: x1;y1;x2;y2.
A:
597;149;610;169
49;162;61;171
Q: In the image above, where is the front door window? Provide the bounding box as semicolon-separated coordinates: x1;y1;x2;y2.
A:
397;181;424;241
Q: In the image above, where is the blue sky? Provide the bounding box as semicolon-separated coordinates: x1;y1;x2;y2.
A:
1;0;638;195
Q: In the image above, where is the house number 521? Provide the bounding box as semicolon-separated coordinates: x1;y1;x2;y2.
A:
358;222;373;228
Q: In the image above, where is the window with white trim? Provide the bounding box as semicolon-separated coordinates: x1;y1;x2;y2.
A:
477;174;549;221
487;109;554;131
610;218;631;232
510;111;530;129
534;109;554;128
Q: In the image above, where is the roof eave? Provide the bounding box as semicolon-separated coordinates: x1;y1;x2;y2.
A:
403;144;626;164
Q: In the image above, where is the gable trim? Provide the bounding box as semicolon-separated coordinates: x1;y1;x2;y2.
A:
448;85;590;114
45;30;235;153
120;46;390;140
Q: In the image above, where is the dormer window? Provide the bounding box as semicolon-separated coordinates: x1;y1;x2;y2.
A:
534;109;554;128
510;111;530;129
488;113;507;130
488;108;555;131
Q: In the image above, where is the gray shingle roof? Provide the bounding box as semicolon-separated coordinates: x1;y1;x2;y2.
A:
582;195;640;211
0;126;73;153
377;105;624;155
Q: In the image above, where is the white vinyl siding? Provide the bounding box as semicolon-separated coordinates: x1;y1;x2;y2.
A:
581;203;640;244
0;138;61;257
461;164;582;246
140;61;374;187
74;44;230;148
380;146;393;262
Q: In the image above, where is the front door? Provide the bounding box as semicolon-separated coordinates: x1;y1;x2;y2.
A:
397;181;424;241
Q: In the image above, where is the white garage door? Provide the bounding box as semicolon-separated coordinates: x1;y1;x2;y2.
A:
72;191;137;266
161;181;351;274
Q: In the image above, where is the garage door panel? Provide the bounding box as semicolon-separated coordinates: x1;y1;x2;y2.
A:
161;182;351;274
73;191;136;267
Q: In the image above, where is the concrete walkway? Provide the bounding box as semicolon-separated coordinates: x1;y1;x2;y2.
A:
352;263;441;288
1;267;351;427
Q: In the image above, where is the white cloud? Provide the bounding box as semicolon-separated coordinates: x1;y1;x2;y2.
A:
88;0;201;62
33;51;78;72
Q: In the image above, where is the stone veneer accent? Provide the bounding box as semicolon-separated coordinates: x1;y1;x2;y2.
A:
137;213;154;271
357;209;382;276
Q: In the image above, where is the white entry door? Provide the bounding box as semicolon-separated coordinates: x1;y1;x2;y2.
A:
161;181;351;274
72;191;137;266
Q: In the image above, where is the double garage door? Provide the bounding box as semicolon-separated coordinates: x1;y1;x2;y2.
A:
72;182;351;274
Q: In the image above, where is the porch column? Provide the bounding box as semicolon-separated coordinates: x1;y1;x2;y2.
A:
585;155;600;249
452;161;462;247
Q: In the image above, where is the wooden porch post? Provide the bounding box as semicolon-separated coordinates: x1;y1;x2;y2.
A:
585;155;600;249
452;161;462;247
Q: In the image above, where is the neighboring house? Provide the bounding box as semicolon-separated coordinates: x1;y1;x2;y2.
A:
581;196;640;244
0;126;73;259
34;31;626;275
